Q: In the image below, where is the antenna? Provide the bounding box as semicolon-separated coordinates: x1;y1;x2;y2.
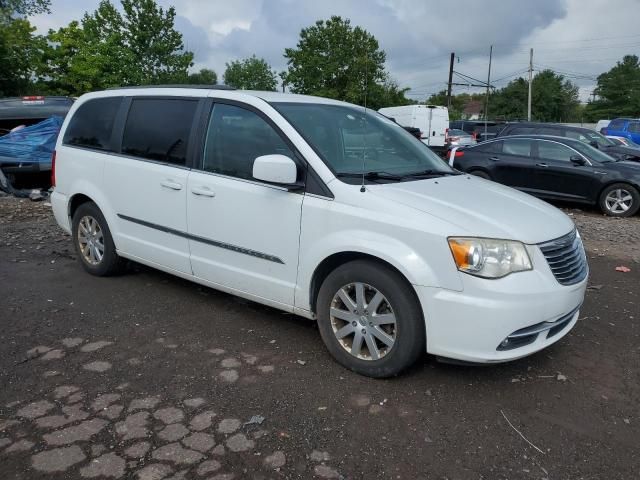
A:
360;50;369;193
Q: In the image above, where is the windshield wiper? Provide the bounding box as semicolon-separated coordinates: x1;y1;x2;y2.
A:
399;169;461;178
336;171;404;181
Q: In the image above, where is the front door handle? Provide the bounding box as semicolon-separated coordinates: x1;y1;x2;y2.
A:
536;163;548;168
489;156;499;161
160;180;183;190
191;187;216;198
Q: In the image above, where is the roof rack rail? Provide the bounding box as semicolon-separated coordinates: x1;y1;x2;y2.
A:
106;85;236;91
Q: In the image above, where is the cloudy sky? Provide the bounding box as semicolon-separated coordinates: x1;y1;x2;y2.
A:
30;0;640;102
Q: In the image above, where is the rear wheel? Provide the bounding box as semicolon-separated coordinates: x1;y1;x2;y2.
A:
598;183;640;217
72;202;125;276
316;260;425;378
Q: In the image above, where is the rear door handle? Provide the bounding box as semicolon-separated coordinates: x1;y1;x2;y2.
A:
536;163;548;168
191;187;216;198
160;180;183;190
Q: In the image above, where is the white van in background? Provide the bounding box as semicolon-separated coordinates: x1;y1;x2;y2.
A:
378;105;449;148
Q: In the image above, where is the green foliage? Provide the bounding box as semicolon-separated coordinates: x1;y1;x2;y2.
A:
183;68;217;85
585;55;640;120
0;0;50;20
0;17;45;96
223;55;277;91
41;0;193;95
284;16;387;105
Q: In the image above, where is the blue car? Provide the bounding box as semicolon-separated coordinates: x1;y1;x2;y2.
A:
604;118;640;144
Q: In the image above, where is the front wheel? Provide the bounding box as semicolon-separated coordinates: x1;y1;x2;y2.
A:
469;169;491;180
598;183;640;217
316;260;425;378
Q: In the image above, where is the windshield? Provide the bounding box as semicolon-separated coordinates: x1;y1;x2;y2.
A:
586;130;615;147
273;102;454;181
571;140;617;163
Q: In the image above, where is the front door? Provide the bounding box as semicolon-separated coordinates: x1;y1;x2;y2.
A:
531;140;596;201
186;101;304;308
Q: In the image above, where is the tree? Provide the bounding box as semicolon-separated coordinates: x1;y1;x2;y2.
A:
41;0;193;95
184;68;217;85
0;0;49;96
223;55;277;91
585;55;640;120
283;16;386;105
489;70;579;121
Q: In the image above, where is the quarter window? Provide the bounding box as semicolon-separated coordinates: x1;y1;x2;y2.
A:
502;138;532;156
537;141;575;162
63;97;121;151
122;98;198;166
202;103;294;180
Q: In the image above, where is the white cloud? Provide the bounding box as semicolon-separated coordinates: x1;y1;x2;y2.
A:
29;0;640;102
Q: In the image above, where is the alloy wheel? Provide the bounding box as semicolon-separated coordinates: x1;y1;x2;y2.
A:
77;215;105;265
605;188;633;214
329;282;397;361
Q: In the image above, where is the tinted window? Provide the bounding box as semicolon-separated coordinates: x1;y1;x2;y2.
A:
122;98;198;165
63;97;121;151
509;127;535;135
565;130;590;142
473;140;502;153
502;139;532;156
538;127;561;136
203;103;294;180
629;122;640;133
537;141;575;162
607;119;625;130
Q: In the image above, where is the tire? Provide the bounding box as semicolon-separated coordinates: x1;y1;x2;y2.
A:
71;202;125;276
316;260;425;378
598;183;640;217
469;169;491;180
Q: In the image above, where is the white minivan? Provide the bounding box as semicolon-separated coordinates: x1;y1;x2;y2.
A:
378;104;449;148
51;86;588;377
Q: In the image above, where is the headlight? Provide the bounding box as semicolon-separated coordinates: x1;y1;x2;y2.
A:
448;237;532;278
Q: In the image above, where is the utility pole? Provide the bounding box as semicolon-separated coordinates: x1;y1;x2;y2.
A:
484;45;492;138
446;52;455;108
527;48;533;121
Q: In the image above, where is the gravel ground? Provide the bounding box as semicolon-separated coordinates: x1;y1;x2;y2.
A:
1;196;639;480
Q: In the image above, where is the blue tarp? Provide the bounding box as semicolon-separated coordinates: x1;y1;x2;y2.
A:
0;116;62;165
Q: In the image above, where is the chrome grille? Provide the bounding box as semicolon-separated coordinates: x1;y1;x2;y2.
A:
538;230;588;286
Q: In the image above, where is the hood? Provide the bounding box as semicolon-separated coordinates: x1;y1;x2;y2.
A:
603;145;640;159
367;175;575;244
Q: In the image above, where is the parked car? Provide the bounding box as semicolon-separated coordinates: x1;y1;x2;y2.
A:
446;128;476;147
595;119;610;134
378;105;449;151
449;120;505;142
497;121;640;162
604;118;640;144
450;135;640;217
51;87;587;377
0;96;74;187
607;135;640;147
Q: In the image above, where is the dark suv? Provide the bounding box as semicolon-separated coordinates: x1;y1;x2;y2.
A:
449;120;504;142
496;122;640;162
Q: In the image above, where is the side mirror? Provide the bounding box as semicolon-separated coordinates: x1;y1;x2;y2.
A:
570;155;587;166
589;140;599;149
253;154;298;185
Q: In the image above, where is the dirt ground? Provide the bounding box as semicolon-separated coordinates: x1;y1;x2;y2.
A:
0;196;639;480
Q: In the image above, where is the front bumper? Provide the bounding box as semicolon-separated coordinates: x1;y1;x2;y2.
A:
416;245;587;363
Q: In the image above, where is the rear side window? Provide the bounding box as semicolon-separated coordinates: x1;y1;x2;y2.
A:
122;98;198;166
63;97;121;151
202;103;294;180
473;140;502;153
538;127;561;136
509;127;535;135
607;119;625;131
502;138;532;156
629;122;640;133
